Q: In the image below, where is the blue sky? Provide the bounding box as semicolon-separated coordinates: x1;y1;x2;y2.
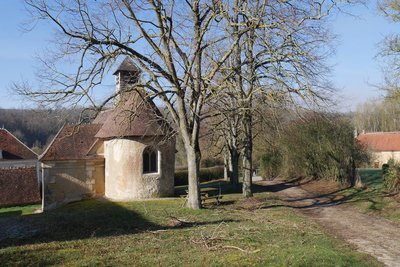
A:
0;1;398;111
330;3;398;110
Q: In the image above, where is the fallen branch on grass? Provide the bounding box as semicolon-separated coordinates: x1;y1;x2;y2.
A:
222;245;261;254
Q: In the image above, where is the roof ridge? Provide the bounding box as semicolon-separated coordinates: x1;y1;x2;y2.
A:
39;123;66;161
0;128;38;157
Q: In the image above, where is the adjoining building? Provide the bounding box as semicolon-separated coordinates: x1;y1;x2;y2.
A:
40;57;176;210
0;128;40;207
357;131;400;168
0;128;38;168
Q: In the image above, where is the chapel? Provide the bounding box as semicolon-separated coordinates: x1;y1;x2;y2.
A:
40;57;176;210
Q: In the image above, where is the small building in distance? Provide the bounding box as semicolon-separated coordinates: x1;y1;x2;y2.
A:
40;57;176;210
0;128;40;207
357;131;400;168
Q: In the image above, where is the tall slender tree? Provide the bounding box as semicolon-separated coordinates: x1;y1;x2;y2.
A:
214;0;350;196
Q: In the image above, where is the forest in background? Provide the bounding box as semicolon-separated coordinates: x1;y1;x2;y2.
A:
0;108;82;153
2;95;400;169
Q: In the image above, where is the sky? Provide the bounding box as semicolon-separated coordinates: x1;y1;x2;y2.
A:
0;1;398;111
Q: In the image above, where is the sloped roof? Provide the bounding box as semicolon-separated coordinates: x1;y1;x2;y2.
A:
357;132;400;152
95;92;170;139
113;57;140;75
92;109;112;124
40;124;102;161
0;129;37;160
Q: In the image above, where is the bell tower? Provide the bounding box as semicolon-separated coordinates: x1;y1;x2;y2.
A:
113;57;141;103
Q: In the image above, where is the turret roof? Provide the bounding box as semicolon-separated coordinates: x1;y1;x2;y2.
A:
113;57;140;75
95;91;171;139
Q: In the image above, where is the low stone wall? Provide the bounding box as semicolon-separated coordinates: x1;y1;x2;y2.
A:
42;159;105;210
0;167;41;207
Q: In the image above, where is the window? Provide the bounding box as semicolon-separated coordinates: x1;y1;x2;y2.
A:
143;147;158;173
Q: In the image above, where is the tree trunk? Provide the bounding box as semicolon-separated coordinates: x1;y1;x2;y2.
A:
241;26;255;198
224;152;229;181
230;148;240;186
186;145;201;209
242;110;253;198
350;159;364;188
185;1;202;209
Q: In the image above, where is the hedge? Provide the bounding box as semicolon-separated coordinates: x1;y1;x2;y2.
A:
175;166;224;186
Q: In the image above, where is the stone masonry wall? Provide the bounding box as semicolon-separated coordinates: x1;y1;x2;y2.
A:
42;159;105;210
0;167;40;207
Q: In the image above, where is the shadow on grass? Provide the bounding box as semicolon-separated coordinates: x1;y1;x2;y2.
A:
175;177;308;196
0;210;22;218
191;170;390;213
0;199;237;249
255;169;391;211
1;171;386;251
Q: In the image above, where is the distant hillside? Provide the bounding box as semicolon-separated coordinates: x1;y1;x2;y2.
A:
0;108;83;152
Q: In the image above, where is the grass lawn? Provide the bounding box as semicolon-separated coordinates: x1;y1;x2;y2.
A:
0;204;41;218
0;184;380;266
346;168;400;223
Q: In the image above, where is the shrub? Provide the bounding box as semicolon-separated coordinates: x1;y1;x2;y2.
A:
259;149;281;180
382;163;389;174
383;159;400;193
174;166;224;186
201;158;223;168
274;113;370;184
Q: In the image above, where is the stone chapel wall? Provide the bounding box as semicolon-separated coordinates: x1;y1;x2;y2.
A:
104;137;175;200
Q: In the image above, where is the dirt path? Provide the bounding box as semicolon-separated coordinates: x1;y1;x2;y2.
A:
258;180;400;267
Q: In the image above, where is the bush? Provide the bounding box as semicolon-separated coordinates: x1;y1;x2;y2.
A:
274;113;370;184
383;159;400;193
174;166;224;186
259;149;281;180
382;163;389;174
201;158;223;168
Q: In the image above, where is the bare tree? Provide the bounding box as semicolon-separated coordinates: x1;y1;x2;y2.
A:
15;0;356;206
16;0;250;209
378;0;400;99
353;99;400;132
206;87;242;186
210;0;350;197
360;0;400;131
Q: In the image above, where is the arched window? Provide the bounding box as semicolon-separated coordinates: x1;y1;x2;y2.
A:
143;147;158;173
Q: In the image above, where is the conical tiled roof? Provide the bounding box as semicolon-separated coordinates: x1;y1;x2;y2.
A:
95;91;170;139
113;57;140;75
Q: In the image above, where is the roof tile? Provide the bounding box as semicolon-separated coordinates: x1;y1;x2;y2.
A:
0;129;37;160
357;132;400;151
95;92;170;139
40;124;102;161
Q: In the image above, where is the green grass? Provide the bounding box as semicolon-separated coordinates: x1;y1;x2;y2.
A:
0;204;41;218
0;188;380;267
330;168;400;223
